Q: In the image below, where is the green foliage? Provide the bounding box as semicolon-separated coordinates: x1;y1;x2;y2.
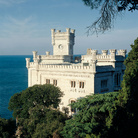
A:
61;92;119;138
19;106;67;138
111;37;138;137
118;38;138;106
0;117;16;138
8;84;66;137
8;84;63;118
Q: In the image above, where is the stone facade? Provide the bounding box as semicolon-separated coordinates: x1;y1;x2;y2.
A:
26;28;127;115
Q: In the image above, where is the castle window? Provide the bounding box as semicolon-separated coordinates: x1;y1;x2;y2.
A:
46;79;50;84
53;80;57;86
101;80;107;88
71;81;76;88
79;82;84;88
114;73;121;86
71;100;76;113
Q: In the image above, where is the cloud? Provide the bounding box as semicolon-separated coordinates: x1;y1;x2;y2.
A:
0;0;10;5
0;16;52;55
0;16;48;38
0;0;27;6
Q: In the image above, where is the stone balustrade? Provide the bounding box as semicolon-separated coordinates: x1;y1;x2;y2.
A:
28;62;96;73
96;55;111;60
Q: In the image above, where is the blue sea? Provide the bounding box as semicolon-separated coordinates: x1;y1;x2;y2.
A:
0;55;32;119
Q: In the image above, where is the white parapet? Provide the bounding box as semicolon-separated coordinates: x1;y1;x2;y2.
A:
29;63;96;74
46;51;50;56
102;50;108;55
117;49;127;57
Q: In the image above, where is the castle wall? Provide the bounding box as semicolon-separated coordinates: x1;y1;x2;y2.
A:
95;72;114;94
27;64;95;115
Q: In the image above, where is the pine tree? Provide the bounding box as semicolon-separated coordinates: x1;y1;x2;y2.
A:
116;37;138;137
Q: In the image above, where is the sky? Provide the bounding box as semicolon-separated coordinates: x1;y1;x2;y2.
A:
0;0;137;55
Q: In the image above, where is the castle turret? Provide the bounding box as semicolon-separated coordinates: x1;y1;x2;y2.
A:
32;51;37;62
51;28;75;56
25;58;30;68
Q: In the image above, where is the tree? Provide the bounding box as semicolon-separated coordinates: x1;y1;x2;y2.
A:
8;84;63;118
8;84;67;137
112;37;138;137
62;38;138;138
61;92;119;138
18;105;67;138
118;37;138;108
91;37;138;138
0;117;16;138
82;0;138;34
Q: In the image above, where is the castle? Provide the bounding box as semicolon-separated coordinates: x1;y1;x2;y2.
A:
26;28;126;115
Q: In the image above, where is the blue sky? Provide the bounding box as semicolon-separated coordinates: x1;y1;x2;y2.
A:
0;0;137;55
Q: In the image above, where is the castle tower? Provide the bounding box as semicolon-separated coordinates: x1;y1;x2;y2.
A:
51;28;75;56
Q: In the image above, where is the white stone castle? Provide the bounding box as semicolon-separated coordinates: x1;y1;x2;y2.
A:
26;28;126;115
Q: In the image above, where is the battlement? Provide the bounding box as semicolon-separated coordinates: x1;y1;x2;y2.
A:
25;58;97;73
86;49;126;59
31;51;72;64
117;49;127;57
83;49;126;67
51;28;75;46
51;28;75;35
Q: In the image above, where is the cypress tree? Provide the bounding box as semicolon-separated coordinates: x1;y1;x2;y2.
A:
112;38;138;137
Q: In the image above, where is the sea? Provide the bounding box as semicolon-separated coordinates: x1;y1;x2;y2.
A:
0;55;33;119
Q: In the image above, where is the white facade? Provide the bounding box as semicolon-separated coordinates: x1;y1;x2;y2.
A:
26;28;127;115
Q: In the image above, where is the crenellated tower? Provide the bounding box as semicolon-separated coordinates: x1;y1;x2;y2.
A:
51;28;75;56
